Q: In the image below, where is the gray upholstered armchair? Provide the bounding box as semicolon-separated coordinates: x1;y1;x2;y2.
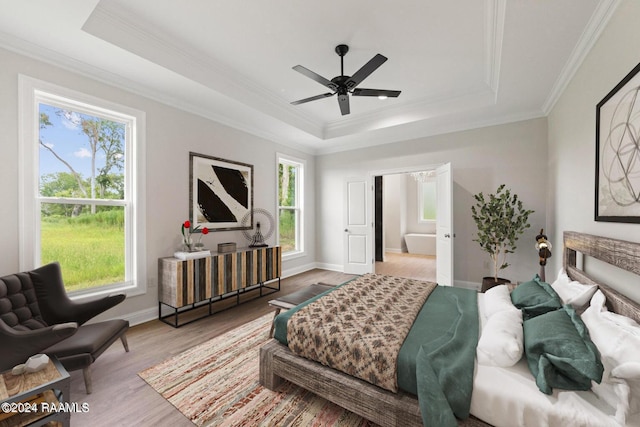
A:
0;262;130;393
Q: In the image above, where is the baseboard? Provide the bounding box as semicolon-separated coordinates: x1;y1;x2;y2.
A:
313;262;343;272
282;262;317;278
385;248;402;254
101;306;158;327
454;280;480;291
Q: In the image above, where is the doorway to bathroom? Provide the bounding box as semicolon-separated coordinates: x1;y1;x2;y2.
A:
374;170;439;283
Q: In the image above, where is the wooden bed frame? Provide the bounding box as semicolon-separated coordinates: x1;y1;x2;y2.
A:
259;231;640;427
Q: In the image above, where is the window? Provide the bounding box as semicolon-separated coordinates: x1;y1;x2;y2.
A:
277;154;304;256
19;76;146;297
418;179;437;222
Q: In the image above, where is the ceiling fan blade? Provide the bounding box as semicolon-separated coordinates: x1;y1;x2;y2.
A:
337;93;350;115
352;88;401;98
292;65;338;91
345;54;387;89
291;92;334;105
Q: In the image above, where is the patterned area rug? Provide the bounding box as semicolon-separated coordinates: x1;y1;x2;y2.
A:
138;314;375;426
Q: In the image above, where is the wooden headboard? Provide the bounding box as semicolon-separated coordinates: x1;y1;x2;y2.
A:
564;231;640;323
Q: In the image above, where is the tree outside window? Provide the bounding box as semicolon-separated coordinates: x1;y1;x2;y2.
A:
20;77;145;298
278;155;303;255
38;103;128;292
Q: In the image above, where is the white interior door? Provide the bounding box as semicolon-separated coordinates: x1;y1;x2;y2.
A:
343;176;372;275
436;163;453;286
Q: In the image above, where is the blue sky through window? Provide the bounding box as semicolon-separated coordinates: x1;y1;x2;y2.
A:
38;103;123;179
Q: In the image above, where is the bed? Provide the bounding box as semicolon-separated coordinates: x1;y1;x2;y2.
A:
259;231;640;426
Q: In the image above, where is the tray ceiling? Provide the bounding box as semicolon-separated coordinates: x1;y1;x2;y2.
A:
0;0;619;154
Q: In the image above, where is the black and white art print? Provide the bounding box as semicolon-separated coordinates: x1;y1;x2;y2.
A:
189;152;253;231
595;61;640;223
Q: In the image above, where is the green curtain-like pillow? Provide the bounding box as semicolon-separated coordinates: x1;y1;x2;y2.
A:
511;275;562;319
523;305;603;395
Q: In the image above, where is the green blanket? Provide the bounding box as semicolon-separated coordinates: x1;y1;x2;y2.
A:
398;286;479;427
273;283;478;427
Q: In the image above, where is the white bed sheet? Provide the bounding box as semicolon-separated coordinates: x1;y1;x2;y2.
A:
470;293;639;427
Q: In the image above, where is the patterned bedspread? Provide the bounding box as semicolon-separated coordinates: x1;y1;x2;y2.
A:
286;274;436;392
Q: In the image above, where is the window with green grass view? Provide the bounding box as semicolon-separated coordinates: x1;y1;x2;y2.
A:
419;180;437;222
278;155;303;255
29;91;140;294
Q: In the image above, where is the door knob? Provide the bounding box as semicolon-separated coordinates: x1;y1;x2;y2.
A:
344;229;349;232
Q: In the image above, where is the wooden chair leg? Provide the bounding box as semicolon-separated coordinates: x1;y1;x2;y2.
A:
120;334;129;352
83;366;93;394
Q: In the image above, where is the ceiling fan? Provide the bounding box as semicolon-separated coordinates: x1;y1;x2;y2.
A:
291;44;401;116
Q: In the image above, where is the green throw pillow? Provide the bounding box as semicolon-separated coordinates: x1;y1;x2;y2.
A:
523;305;603;395
511;275;562;319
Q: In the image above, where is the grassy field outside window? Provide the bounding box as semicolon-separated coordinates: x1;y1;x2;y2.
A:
40;208;125;292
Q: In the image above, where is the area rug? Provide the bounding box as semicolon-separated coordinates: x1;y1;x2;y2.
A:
138;313;375;426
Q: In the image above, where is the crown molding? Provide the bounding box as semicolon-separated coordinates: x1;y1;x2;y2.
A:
83;1;325;139
316;108;546;156
0;31;318;155
323;85;496;140
542;0;621;114
485;0;506;97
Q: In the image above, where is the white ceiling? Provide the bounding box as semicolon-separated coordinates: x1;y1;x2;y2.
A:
0;0;620;154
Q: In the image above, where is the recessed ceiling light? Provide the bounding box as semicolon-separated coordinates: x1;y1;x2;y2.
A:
378;95;388;100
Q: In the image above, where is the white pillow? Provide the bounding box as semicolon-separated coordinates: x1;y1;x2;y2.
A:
582;290;640;423
584;291;640;370
476;307;523;367
483;284;515;318
550;268;597;310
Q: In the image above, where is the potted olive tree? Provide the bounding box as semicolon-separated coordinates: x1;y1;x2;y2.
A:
471;184;534;292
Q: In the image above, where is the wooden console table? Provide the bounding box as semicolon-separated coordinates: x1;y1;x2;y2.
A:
158;246;281;327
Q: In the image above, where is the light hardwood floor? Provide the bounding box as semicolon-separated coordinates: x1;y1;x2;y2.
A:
375;252;436;282
69;269;356;426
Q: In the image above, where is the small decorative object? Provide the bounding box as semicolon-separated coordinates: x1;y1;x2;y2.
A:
189;152;254;231
24;353;49;373
181;219;209;252
194;227;209;250
173;250;211;260
218;242;237;253
471;184;534;290
241;208;275;248
595;61;640;223
11;364;26;375
535;229;552;282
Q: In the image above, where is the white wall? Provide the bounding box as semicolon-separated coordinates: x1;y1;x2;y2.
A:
0;47;316;324
316;118;549;287
548;0;640;301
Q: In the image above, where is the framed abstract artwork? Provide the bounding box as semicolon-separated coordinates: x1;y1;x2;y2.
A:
189;152;253;231
595;61;640;223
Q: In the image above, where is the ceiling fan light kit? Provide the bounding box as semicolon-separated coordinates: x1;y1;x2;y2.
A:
291;44;401;116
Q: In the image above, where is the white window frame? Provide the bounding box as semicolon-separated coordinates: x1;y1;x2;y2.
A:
276;153;305;259
18;75;147;299
418;178;437;224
